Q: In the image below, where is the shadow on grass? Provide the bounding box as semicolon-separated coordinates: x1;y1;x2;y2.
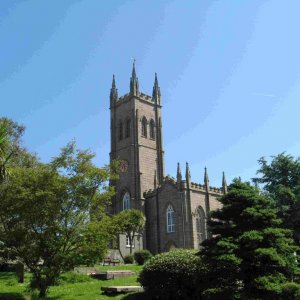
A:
100;291;152;300
121;292;152;300
0;292;25;300
0;273;17;281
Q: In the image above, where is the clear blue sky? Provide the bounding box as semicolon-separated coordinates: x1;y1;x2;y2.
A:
1;0;300;187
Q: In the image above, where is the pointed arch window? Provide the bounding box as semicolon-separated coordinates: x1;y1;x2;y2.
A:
195;206;206;247
166;205;175;233
125;119;131;138
150;119;155;140
142;117;147;137
119;121;123;141
122;192;130;210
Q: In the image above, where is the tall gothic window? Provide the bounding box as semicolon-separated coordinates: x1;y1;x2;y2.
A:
150;119;155;140
166;205;175;233
195;206;206;247
125;119;131;138
119;122;123;141
142;117;147;137
122;192;130;210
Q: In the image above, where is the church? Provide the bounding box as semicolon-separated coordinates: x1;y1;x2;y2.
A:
108;62;226;256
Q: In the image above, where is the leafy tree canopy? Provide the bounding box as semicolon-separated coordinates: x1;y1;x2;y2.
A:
0;120;9;181
112;209;145;254
0;117;38;169
0;141;117;299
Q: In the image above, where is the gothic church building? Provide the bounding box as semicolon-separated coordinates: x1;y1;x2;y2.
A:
109;63;226;256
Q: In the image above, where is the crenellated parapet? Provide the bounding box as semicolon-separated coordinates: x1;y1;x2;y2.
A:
115;92;157;107
143;189;157;198
117;93;130;102
143;174;223;199
190;182;223;194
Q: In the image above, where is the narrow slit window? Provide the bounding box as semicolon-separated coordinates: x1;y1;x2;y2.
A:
119;122;123;141
126;119;131;138
142;117;147;137
150;119;155;140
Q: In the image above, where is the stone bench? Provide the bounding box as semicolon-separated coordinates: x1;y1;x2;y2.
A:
102;257;120;266
91;270;135;280
101;286;144;294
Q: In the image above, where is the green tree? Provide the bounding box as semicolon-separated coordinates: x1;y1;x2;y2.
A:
0;141;116;299
254;153;300;246
0;118;45;283
0;120;9;182
201;179;299;299
0;118;38;180
113;209;145;254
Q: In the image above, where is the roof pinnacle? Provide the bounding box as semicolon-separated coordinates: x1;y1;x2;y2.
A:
152;72;161;104
204;167;209;187
110;74;118;105
130;60;139;96
177;162;182;183
185;162;191;183
132;59;136;79
222;171;228;194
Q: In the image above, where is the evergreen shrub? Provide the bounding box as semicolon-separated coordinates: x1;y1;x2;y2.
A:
123;254;134;264
134;249;152;265
281;282;300;299
139;249;205;300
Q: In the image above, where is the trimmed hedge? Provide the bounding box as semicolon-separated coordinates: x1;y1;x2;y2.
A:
134;250;152;265
123;254;134;264
139;249;205;300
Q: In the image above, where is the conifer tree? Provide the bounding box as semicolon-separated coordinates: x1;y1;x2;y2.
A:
254;153;300;247
200;179;300;299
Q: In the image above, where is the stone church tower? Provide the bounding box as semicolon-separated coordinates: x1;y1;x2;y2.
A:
109;62;164;250
109;63;225;256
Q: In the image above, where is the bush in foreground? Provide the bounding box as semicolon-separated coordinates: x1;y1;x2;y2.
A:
139;249;204;300
124;254;134;264
134;250;152;265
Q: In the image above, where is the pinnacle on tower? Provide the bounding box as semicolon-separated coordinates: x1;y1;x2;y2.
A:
112;74;116;89
222;171;228;194
204;167;209;189
177;162;182;183
152;73;161;104
110;74;118;106
185;162;191;186
130;60;139;96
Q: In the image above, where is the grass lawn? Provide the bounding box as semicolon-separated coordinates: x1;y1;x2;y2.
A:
0;264;145;300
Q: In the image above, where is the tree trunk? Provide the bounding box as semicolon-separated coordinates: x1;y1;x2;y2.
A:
129;235;133;254
38;288;47;300
15;262;24;283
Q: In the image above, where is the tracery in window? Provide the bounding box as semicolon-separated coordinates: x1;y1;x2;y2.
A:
122;192;130;210
166;205;175;233
195;206;206;247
